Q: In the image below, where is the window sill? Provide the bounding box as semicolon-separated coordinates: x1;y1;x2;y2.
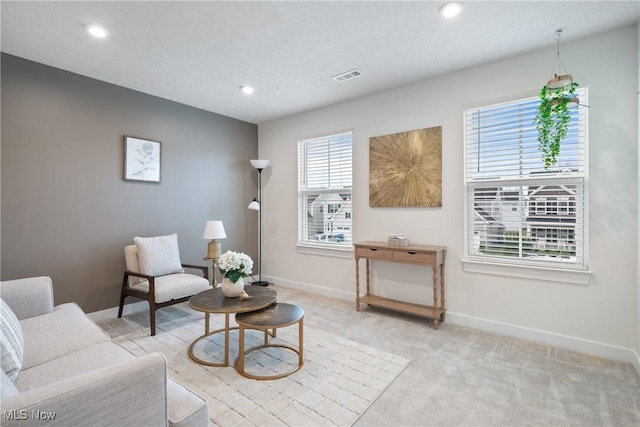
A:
461;259;592;285
296;243;354;259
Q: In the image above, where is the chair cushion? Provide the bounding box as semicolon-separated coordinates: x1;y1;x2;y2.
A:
0;298;24;381
134;234;185;277
124;244;147;286
131;274;210;303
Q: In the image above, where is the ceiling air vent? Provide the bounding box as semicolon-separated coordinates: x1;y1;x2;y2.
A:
332;69;362;83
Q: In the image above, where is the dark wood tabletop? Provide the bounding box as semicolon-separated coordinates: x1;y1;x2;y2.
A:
235;303;304;328
189;286;277;314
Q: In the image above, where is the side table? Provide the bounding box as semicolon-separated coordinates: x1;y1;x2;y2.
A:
204;257;218;287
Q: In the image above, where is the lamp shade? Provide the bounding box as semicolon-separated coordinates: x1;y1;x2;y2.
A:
250;159;270;170
248;199;260;211
202;221;226;239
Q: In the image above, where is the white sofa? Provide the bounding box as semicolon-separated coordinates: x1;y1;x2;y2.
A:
0;276;209;427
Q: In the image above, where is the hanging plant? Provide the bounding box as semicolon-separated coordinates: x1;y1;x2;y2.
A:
533;80;579;169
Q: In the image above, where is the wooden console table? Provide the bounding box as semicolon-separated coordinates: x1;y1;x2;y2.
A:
354;241;447;330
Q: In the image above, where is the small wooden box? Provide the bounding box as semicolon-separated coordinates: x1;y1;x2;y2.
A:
387;238;410;246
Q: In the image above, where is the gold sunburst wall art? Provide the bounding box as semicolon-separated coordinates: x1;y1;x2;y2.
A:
369;126;442;207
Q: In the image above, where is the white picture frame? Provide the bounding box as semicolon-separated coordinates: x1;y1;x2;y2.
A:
124;136;161;183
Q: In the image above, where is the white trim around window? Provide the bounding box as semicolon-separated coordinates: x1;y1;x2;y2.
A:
297;131;353;252
463;88;592;283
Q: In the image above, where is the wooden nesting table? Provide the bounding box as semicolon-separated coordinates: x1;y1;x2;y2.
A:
354;241;447;329
188;286;277;367
235;303;304;380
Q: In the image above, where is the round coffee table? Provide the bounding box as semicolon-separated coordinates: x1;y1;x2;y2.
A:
188;286;277;367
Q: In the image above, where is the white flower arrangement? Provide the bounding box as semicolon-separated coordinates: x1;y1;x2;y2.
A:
218;250;253;283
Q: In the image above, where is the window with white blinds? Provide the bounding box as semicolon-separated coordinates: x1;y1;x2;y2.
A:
464;88;588;270
298;131;352;247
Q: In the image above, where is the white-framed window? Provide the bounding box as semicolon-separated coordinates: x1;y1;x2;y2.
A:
464;88;588;271
558;197;569;215
298;131;352;248
535;198;547;216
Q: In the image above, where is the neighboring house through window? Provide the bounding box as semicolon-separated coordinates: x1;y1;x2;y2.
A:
298;131;352;247
463;89;588;271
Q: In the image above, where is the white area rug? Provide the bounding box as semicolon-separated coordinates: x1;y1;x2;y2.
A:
112;311;409;426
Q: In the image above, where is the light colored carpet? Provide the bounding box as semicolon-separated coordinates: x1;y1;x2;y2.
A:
100;286;640;426
108;308;409;426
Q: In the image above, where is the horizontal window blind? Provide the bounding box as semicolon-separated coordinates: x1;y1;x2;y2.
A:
298;132;352;247
464;89;588;269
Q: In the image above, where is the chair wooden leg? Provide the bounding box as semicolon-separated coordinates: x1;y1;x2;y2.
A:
118;295;126;318
149;302;156;336
118;273;128;318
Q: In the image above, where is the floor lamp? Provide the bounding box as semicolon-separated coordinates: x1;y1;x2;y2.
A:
249;159;270;286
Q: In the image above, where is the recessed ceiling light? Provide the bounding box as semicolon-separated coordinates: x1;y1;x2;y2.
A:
440;2;463;18
240;85;254;94
87;25;108;38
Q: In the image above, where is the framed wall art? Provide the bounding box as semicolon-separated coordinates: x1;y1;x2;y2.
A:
124;136;161;183
369;126;442;207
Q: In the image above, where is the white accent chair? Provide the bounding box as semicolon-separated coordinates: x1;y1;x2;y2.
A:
118;234;210;336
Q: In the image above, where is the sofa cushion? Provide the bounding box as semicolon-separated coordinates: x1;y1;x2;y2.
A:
15;341;135;392
134;233;185;277
130;273;210;303
0;276;54;320
5;353;168;427
20;303;110;370
167;379;209;427
1;298;24;381
1;368;19;398
15;342;209;427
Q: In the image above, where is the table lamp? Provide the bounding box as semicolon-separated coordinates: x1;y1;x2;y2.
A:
203;220;226;260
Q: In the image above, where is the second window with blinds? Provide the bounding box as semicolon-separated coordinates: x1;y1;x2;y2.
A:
463;88;588;272
297;131;353;249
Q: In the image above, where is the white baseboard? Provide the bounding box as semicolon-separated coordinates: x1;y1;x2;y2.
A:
268;275;640;370
88;301;148;322
444;311;640;367
268;275;354;302
88;275;640;374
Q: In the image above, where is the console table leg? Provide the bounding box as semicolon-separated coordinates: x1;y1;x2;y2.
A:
432;266;438;312
355;257;361;311
365;259;370;295
440;263;446;322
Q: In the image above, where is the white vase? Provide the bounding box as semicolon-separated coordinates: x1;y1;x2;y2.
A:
221;277;244;298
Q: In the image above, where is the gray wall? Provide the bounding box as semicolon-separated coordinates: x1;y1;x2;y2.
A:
1;53;259;313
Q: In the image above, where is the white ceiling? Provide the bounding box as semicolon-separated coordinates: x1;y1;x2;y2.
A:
1;1;638;124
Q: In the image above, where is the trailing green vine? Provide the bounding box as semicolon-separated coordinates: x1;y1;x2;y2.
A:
533;81;579;169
